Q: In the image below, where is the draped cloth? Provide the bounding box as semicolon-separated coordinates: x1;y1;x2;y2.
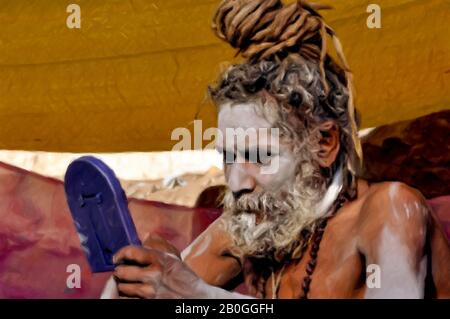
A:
0;162;221;298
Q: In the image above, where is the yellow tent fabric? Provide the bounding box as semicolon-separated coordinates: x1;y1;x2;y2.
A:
0;0;449;152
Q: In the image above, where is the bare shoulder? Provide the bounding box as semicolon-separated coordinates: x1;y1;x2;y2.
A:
366;181;427;204
358;181;429;224
355;181;430;250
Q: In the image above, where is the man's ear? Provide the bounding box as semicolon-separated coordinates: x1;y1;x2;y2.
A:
317;121;340;168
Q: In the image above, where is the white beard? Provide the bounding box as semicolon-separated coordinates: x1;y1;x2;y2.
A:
223;166;343;259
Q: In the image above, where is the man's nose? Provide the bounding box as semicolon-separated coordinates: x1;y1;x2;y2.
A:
227;163;256;200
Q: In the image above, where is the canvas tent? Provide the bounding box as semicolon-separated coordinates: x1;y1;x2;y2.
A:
0;0;449;152
0;0;449;299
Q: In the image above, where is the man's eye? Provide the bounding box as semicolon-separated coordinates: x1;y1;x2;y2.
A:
242;150;259;163
257;150;272;165
238;149;274;164
244;150;251;162
223;151;236;163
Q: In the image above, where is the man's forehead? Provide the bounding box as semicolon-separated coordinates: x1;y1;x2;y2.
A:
218;102;273;131
216;102;280;151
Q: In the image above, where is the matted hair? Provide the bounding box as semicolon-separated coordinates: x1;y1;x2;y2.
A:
208;1;364;297
208;0;362;196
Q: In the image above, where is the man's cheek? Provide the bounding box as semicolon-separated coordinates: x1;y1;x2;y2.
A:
255;170;284;191
259;157;295;188
260;155;280;175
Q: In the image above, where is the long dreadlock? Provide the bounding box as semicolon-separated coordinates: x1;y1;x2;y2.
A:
211;0;362;170
209;0;362;298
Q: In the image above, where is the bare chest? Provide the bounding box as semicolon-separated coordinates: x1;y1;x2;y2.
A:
263;212;366;298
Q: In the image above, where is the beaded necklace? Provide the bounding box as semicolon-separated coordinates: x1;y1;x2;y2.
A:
269;195;347;299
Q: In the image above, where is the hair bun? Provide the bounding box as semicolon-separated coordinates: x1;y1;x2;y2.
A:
212;0;332;62
211;0;363;166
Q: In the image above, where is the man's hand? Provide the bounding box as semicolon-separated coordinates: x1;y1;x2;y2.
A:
113;236;203;299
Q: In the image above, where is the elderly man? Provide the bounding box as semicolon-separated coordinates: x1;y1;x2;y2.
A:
106;0;450;299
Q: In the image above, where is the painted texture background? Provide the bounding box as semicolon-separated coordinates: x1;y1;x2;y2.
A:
0;0;449;152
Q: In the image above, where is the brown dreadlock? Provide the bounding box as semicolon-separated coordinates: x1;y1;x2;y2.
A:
209;0;363;298
211;0;362;169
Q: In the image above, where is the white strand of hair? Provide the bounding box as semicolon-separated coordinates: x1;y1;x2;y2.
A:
315;166;344;218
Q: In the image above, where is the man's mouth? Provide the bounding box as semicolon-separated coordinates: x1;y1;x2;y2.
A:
254;212;264;225
239;209;265;225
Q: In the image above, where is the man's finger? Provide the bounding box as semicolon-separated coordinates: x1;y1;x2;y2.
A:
113;246;160;266
117;283;156;299
114;265;161;284
114;265;144;283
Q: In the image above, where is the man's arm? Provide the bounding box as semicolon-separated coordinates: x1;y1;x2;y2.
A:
107;217;252;299
182;217;243;288
357;182;429;299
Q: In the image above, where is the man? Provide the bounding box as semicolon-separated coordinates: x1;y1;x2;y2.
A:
105;0;450;298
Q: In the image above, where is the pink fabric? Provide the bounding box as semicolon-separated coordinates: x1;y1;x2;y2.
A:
0;162;221;298
0;162;448;298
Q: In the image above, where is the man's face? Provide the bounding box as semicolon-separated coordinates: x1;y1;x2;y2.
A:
217;102;297;196
217;101;329;259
